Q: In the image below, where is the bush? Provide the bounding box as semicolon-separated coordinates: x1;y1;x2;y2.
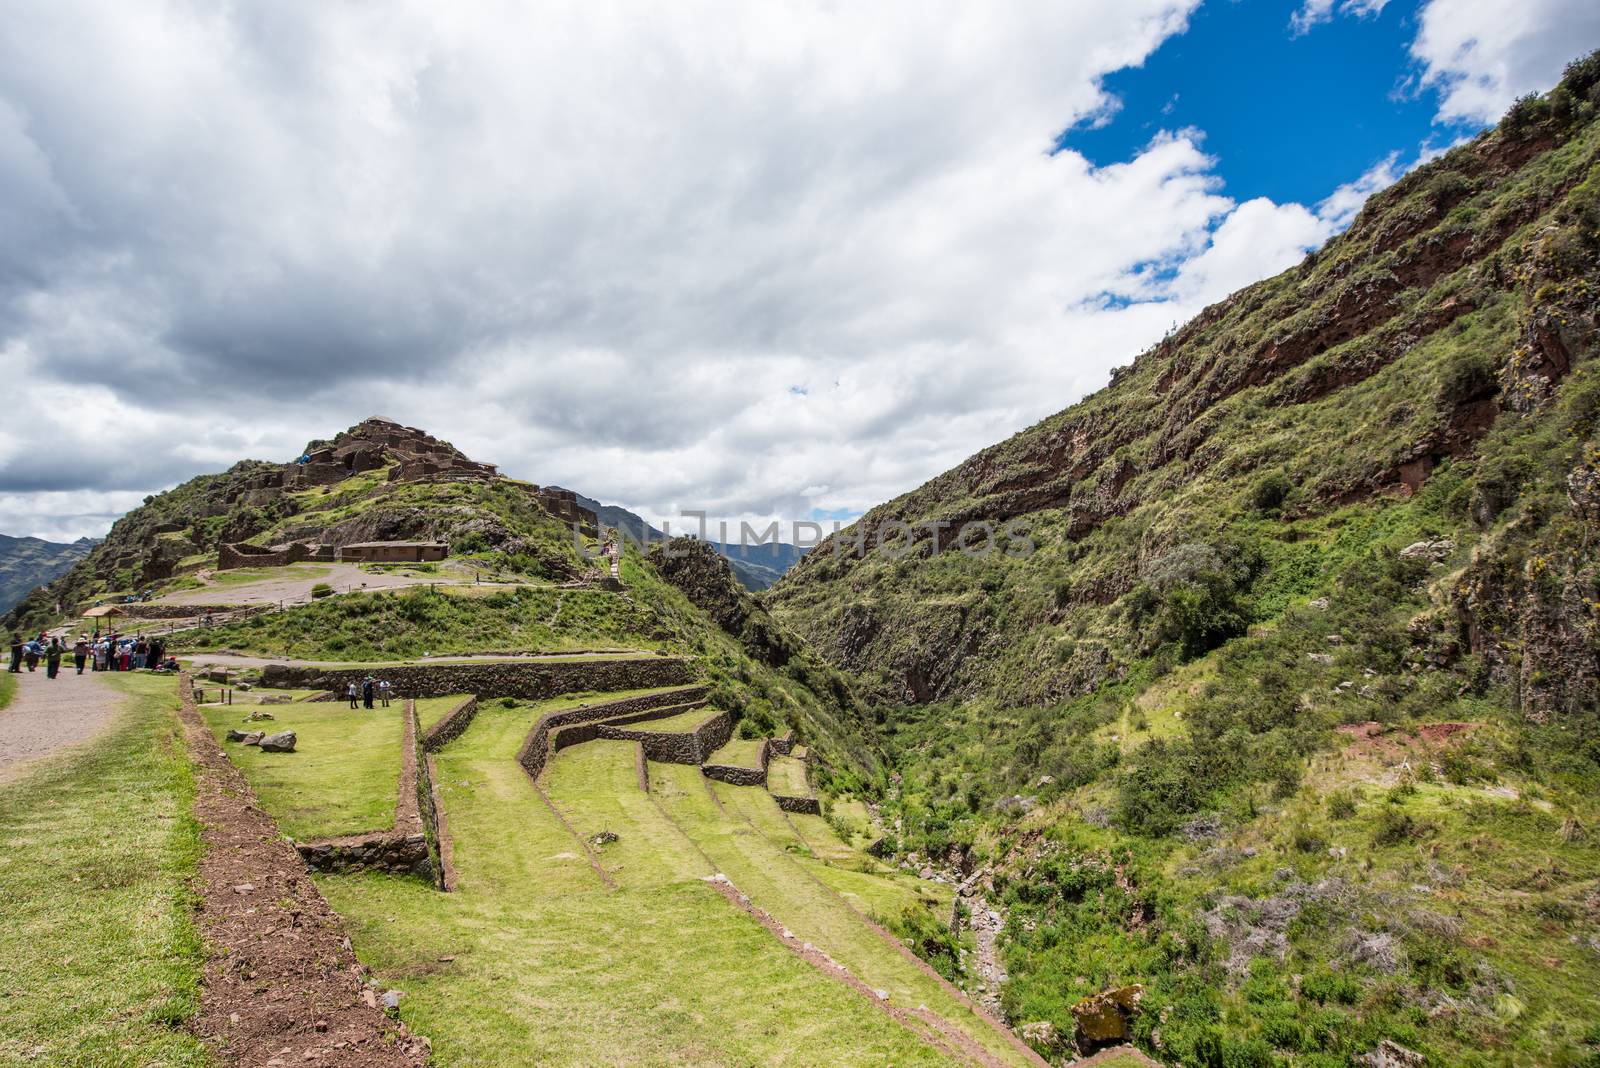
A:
1326;789;1358;819
1251;471;1293;514
310;582;334;599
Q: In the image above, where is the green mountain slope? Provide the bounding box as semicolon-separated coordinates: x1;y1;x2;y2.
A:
0;534;96;616
766;55;1600;1066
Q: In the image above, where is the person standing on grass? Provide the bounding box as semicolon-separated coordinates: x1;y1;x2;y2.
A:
362;676;375;710
7;633;21;673
378;678;392;707
45;637;63;679
347;680;360;709
73;634;89;674
147;637;164;670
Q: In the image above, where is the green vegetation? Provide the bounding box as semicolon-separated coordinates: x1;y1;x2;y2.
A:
0;670;14;710
415;694;472;732
313;699;963;1066
0;674;205;1066
709;736;766;768
201;697;404;839
768;755;812;796
766;56;1600;1065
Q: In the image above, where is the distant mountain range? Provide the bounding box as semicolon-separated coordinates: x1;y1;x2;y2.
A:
0;534;99;616
559;490;806;591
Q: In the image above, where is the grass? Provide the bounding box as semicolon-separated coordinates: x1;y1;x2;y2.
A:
0;673;207;1066
311;699;961;1066
0;670;14;710
767;755;812;796
202;699;404;839
708;736;765;768
208;562;333;587
415;694;472;733
653;765;1033;1066
622;706;718;733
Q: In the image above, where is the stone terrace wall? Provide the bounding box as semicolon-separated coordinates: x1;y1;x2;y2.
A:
218;541;313;570
549;699;708;754
420;696;478;752
599;709;732;765
702;738;772;786
773;794;822;816
261;656;697;700
769;729;798;756
516;686;709;781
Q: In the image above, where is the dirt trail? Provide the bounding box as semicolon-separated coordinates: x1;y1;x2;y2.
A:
0;668;126;782
182;650;650;670
175;673;430;1067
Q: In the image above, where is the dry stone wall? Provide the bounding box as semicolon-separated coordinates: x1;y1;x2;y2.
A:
261;656;697;700
420;695;478;752
598;709;732;765
516;686;709;780
772;794;822;815
702;738;772;786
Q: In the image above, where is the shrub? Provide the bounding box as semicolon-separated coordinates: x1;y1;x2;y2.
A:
1290;824;1327;854
1251;471;1293;514
310;582;334;599
1326;789;1358;819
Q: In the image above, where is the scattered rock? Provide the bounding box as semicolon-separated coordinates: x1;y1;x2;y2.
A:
1399;539;1453;563
1308;596;1331;610
258;731;297;753
589;830;618;847
1019;1020;1061;1053
1359;1038;1426;1067
1071;984;1143;1050
245;710;277;721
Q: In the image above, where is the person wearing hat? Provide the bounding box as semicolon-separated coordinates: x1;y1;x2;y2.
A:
73;634;90;675
362;676;376;710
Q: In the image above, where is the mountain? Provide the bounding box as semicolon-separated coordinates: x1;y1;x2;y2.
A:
0;534;97;616
561;489;807;591
766;54;1600;1065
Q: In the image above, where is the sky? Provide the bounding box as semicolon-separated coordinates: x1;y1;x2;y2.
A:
1;0;1597;542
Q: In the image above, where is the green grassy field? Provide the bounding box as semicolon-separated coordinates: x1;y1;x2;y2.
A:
767;755;811;796
415;694;472;732
311;699;962;1066
623;706;717;733
652;764;1028;1065
0;673;206;1066
708;736;765;768
201;698;404;839
0;670;14;709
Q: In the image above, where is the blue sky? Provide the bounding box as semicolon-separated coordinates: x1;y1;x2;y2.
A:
1063;0;1480;207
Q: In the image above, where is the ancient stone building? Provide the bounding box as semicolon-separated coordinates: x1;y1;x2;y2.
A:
338;541;449;563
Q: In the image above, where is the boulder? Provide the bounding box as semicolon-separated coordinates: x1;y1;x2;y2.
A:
241;731;265;746
1071;984;1143;1050
1360;1039;1425;1067
1019;1020;1062;1054
258;731;297;753
224;729;251;742
245;710;276;721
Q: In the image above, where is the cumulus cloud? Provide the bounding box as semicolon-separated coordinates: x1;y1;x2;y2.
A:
0;0;1562;542
1411;0;1600;123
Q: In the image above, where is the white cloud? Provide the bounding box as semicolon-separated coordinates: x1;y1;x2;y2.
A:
1412;0;1600;123
0;1;1481;542
1290;0;1392;38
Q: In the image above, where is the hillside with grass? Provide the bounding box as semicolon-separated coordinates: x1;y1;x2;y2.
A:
766;54;1600;1066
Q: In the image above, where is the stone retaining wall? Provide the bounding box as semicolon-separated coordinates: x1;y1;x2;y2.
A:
772;794;822;815
121;603;252;619
219;541;313;570
548;699;706;753
599;709;732;765
635;743;649;793
261;656;697;700
768;729;798;756
516;686;710;780
409;701;446;889
420;695;478;752
702;738;772;786
296;833;431;877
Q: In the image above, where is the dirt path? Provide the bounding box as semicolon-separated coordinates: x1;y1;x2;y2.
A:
0;668;125;782
174;673;431;1067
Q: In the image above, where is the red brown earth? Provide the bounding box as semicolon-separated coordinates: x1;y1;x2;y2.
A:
175;673;430;1067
